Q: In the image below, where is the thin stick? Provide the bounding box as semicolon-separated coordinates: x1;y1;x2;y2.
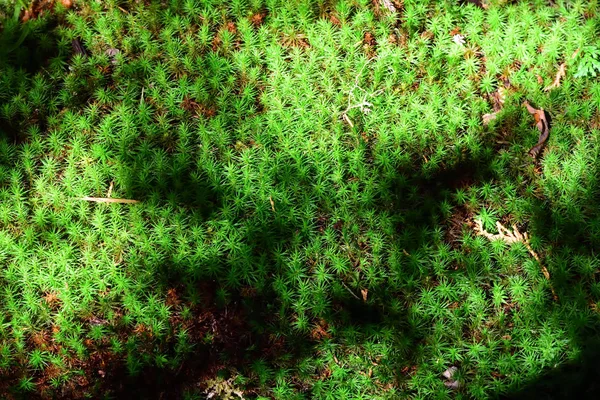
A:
269;196;275;212
543;63;566;92
77;197;139;204
474;219;556;299
341;281;361;300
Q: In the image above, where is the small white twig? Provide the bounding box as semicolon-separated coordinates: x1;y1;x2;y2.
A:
269;196;275;212
341;281;361;300
543;63;566;92
341;58;383;127
77;196;140;204
474;219;553;285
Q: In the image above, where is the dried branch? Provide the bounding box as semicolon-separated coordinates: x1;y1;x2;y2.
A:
474;219;554;297
341;281;361;300
77;196;140;204
106;181;114;198
543;63;566;92
341;59;383;127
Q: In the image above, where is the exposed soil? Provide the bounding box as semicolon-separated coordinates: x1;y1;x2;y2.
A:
0;283;303;399
445;205;474;249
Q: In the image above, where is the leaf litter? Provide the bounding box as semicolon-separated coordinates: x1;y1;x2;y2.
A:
523;100;550;159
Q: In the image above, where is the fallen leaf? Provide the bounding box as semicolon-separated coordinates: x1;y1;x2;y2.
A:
21;8;32;22
442;366;458;380
361;288;368;302
380;0;396;12
105;48;121;65
442;366;461;390
544;63;566;92
61;0;73;8
489;86;507;112
444;380;461;389
523;100;550;158
483;111;499;125
497;87;507;106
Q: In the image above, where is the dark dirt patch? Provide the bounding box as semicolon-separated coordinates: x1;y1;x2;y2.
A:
181;96;217;118
0;282;302;399
445;205;474;249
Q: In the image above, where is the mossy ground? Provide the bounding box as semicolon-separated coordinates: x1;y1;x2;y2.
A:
1;0;600;398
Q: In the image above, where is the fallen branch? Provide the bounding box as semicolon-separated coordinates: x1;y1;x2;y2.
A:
341;280;361;300
341;58;383;128
76;196;140;204
543;49;580;92
474;219;555;298
543;63;565;92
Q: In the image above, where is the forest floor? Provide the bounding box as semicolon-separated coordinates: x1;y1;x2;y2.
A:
1;0;600;398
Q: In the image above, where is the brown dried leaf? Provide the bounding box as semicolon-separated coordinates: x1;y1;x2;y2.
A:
523;101;550;159
482;111;499;126
361;288;368;302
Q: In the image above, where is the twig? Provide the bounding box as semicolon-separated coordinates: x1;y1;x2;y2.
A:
106;181;114;198
543;49;581;92
269;196;275;212
342;113;354;128
543;63;566;92
77;196;140;204
474;219;555;298
341;58;383;127
341;281;361;300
